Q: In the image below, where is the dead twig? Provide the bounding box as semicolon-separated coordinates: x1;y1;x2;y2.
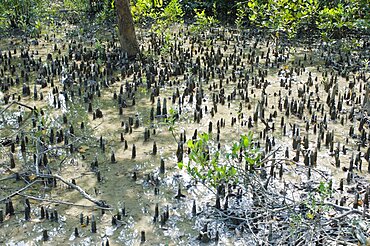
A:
0;101;34;116
38;174;110;208
18;193;113;210
320;203;370;224
0;179;40;203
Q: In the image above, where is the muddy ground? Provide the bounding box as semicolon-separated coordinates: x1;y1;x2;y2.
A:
0;19;370;245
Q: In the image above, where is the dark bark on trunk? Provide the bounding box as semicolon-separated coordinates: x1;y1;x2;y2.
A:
116;0;140;58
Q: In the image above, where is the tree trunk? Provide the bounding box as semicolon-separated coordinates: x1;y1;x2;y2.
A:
116;0;140;58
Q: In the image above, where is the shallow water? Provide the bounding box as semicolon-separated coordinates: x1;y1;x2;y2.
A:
0;21;369;245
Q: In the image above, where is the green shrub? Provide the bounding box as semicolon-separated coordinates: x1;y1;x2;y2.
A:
131;0;183;26
0;0;44;29
95;0;116;23
317;1;369;38
190;8;219;33
131;0;156;24
179;132;261;189
63;0;90;11
161;0;183;23
244;0;319;38
236;0;369;39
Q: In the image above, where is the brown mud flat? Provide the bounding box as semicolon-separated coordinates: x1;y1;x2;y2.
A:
0;22;370;245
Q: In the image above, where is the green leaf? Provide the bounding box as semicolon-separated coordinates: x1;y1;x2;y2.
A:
242;135;249;147
201;132;209;142
306;212;314;219
250;14;257;21
178;162;184;169
187;139;194;149
229;167;237;176
318;181;325;194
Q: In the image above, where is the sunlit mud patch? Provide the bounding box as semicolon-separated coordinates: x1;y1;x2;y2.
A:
117;218;137;244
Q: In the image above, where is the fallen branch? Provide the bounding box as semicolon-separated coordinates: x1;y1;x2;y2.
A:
321;202;370;220
0;180;40;203
269;158;329;180
18;194;113;210
0;101;34;116
261;146;282;163
323;209;367;226
0;173;18;182
38;174;110;208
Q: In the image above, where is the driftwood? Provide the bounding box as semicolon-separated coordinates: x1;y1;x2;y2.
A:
0;174;110;209
38;174;110;208
0;180;40;203
0;101;34;116
18;194;112;210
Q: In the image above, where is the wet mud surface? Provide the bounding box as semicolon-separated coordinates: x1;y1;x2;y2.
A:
0;23;370;245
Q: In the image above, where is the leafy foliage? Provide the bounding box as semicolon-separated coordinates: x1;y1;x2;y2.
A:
0;0;45;29
304;180;333;220
179;132;261;189
181;0;236;21
237;0;369;39
131;0;158;24
95;0;116;24
190;9;219;33
162;0;184;23
164;108;180;142
131;0;183;26
0;0;368;40
63;0;90;11
241;0;320;38
317;1;369;38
